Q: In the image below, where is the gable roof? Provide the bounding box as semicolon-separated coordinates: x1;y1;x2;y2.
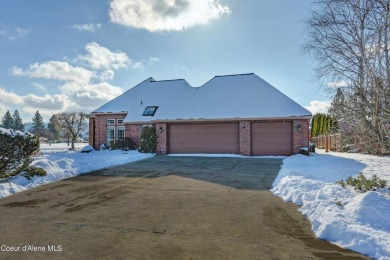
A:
91;77;195;121
91;73;311;122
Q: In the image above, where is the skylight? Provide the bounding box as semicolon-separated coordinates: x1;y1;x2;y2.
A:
143;106;158;116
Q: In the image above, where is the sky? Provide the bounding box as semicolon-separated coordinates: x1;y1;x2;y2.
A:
0;0;330;122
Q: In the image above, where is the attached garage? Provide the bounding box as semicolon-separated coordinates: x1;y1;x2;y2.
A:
168;123;239;154
90;73;311;155
251;122;292;156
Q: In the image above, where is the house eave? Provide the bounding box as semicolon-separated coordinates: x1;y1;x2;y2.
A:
88;111;128;118
122;115;312;124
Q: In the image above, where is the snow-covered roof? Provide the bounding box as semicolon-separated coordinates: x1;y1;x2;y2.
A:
91;73;311;122
91;77;195;121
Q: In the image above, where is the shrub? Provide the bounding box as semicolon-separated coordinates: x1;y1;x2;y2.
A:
22;166;47;180
336;173;388;192
138;126;156;153
109;138;136;151
0;128;40;179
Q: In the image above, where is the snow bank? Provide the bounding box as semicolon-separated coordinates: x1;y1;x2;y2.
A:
0;143;154;198
272;150;390;259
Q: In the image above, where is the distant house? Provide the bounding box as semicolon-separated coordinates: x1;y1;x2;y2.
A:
89;73;311;156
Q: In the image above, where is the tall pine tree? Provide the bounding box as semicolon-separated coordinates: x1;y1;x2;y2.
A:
30;110;46;137
311;113;338;138
12;110;24;131
47;115;60;142
1;110;14;129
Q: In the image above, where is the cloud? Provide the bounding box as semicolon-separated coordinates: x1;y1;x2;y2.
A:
132;62;144;70
5;41;152;119
60;82;123;109
0;88;68;120
11;61;95;84
78;42;131;70
109;0;230;32
305;100;330;115
32;83;47;92
0;87;24;105
0;24;31;40
0;103;7;116
72;23;102;32
23;94;68;111
149;57;161;63
0;81;124;119
99;69;115;81
15;27;31;38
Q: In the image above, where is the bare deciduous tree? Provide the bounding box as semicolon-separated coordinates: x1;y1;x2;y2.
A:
54;112;88;150
304;0;390;154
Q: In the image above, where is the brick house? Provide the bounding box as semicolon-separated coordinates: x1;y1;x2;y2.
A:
89;73;311;156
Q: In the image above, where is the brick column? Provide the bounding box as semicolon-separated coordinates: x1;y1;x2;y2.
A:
292;119;310;154
95;116;102;150
88;117;95;149
239;121;251;156
156;123;168;155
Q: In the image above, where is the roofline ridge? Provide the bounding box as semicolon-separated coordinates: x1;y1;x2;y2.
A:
214;73;255;78
151;78;186;82
196;73;256;89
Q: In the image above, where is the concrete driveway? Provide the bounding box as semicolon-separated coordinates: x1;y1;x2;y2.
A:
0;156;368;259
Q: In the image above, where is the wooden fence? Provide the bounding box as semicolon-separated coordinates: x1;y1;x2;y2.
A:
311;133;341;152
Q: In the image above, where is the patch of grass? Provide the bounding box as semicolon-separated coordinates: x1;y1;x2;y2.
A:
22;166;47;180
337;173;388;192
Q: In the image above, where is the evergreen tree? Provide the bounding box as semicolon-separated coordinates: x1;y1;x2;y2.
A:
320;114;326;135
30;111;46;137
311;113;338;138
1;110;14;129
0;130;40;178
310;114;318;138
12;110;24;131
47;115;60;142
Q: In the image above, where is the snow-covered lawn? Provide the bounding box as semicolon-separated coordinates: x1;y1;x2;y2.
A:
272;149;390;260
0;143;154;198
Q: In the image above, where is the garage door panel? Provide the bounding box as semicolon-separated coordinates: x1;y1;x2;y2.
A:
169;123;239;154
252;122;292;156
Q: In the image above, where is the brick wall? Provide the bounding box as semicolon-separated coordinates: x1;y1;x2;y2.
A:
89;117;310;154
156;123;168;155
239;121;251;156
89;114;126;150
292;119;310;154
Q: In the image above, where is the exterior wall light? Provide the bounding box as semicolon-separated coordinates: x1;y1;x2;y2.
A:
296;125;302;132
159;127;163;133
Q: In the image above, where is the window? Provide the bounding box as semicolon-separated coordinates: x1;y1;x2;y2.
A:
106;126;115;144
143;106;158;116
107;119;115;125
117;126;125;140
117;119;124;125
